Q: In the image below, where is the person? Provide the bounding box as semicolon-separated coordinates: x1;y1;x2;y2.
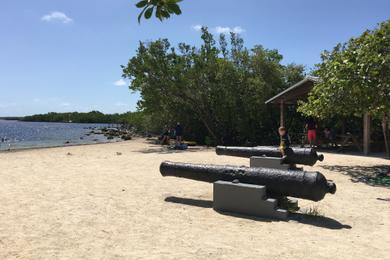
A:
175;122;183;144
306;118;317;147
160;126;170;145
278;126;291;157
278;126;297;169
323;127;335;147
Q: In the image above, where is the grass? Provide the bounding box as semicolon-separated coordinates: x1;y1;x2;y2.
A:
302;205;323;217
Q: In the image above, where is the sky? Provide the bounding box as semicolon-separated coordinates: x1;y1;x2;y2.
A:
0;0;389;116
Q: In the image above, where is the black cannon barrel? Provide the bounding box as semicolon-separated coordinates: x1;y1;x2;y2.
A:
160;161;336;201
216;146;324;166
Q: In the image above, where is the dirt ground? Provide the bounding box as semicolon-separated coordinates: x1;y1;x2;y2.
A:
0;139;389;259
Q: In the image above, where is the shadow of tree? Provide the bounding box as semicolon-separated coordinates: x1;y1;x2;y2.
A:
164;196;351;230
320;165;390;187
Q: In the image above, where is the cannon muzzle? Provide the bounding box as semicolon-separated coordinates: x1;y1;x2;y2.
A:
160;161;336;201
216;146;324;166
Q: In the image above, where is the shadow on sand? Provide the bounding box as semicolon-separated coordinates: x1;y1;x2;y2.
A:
164;196;352;230
136;147;205;154
135;140;206;154
320;164;390;187
165;196;213;208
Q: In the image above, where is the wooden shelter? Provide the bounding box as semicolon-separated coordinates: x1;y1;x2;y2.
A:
265;76;371;155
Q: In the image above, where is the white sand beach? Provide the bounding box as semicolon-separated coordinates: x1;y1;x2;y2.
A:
0;139;389;259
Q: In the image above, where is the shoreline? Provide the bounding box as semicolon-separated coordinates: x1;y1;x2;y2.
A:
0;120;135;153
1;139;388;160
0;139;128;153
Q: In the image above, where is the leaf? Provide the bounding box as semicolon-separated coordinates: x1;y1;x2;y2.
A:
168;3;182;15
156;6;163;21
137;6;148;23
160;10;171;18
144;7;154;19
135;0;148;8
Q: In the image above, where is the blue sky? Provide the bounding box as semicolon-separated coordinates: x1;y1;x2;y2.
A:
0;0;389;116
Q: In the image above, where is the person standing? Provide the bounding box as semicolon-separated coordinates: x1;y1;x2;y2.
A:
278;126;297;169
278;126;291;157
306;118;317;147
160;126;170;145
175;122;183;144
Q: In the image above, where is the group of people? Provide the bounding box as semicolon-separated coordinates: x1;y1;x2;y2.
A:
278;118;336;156
160;122;183;145
306;118;336;147
161;119;334;152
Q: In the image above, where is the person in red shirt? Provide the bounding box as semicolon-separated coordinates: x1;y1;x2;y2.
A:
306;118;317;148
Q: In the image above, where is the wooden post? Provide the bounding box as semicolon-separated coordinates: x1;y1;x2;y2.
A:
363;113;371;155
280;100;285;127
382;115;390;158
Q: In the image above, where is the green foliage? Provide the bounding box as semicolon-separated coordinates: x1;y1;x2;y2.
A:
136;0;182;23
21;111;148;131
122;27;305;145
298;20;390;119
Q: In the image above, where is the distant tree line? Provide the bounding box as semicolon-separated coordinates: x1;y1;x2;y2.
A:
21;111;148;129
0;117;23;120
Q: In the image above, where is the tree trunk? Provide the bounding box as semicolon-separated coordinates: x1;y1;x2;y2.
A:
199;117;218;143
382;115;390;158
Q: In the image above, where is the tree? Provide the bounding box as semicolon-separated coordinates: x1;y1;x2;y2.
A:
121;27;305;145
136;0;182;23
298;20;390;157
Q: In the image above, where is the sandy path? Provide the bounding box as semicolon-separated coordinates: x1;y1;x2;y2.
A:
0;139;389;259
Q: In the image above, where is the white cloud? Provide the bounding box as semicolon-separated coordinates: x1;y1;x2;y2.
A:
115;102;128;107
215;26;231;34
215;26;245;34
192;25;245;34
191;24;202;31
41;11;73;24
114;79;127;87
60;102;71;107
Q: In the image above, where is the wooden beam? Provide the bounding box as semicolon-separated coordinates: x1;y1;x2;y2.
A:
280;100;285;127
363;113;371;155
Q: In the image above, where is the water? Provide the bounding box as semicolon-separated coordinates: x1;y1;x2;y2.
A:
0;120;121;151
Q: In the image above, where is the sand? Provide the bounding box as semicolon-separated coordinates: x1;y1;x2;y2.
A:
0;139;389;259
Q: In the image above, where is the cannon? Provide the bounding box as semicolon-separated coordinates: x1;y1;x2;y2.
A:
216;146;324;166
160;161;336;201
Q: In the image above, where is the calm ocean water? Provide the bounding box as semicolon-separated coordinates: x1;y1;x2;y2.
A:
0;120;120;151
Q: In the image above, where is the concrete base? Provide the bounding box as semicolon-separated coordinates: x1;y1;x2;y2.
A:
213;181;288;220
250;156;290;170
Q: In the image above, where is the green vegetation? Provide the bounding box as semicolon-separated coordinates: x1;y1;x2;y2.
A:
298;20;390;156
136;0;182;23
0;117;23;120
122;27;305;145
21;111;147;130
